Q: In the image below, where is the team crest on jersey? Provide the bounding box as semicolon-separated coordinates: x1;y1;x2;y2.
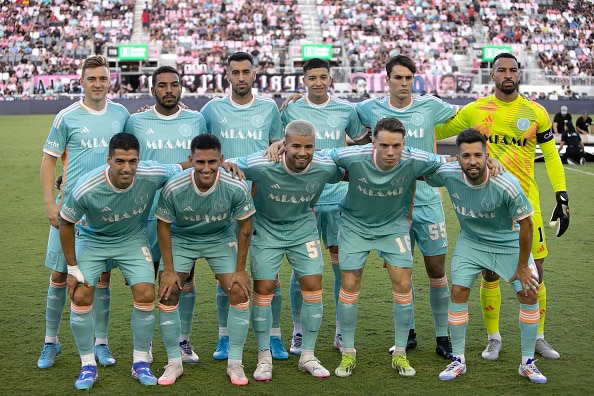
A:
111;121;122;132
516;118;530;131
514;195;523;205
410;113;424;127
327;115;340;128
214;200;230;213
135;192;149;205
391;176;405;187
179;124;192;137
251;115;265;128
305;181;320;193
481;198;496;212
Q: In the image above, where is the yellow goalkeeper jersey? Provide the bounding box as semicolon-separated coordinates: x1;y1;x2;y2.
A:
436;94;566;204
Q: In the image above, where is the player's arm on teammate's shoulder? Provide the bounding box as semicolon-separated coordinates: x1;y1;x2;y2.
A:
265;138;285;163
279;93;303;112
486;156;505;176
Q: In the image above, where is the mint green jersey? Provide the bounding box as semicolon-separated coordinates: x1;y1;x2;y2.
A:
281;95;366;205
232;151;344;247
155;167;255;244
43;99;130;204
425;163;534;253
328;145;444;235
356;95;457;206
124;105;207;220
200;94;284;158
60;161;182;245
125;105;207;163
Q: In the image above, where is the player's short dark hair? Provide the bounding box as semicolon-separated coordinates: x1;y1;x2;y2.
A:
81;55;109;78
373;117;406;138
152;66;179;87
492;52;518;66
227;51;254;67
109;132;140;156
191;134;222;153
386;55;416;77
456;128;487;150
303;58;330;74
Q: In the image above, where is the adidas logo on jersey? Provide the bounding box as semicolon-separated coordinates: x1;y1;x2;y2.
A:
451;193;461;200
101;206;111;212
183;206;193;211
146;128;155;134
358;177;368;184
270;184;281;189
81;126;90;134
482;115;493;124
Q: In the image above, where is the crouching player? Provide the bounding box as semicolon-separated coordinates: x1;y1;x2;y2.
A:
425;128;547;384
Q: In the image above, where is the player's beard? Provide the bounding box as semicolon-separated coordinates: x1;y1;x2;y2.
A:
498;80;518;95
157;95;180;110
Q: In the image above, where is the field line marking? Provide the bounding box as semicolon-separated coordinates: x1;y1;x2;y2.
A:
564;167;594;177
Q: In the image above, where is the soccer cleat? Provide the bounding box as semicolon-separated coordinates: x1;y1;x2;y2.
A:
157;362;183;386
131;362;158;386
213;336;229;360
290;333;303;356
94;344;116;366
481;339;502;360
253;358;273;382
270;336;289;360
439;357;466;380
179;340;200;364
567;158;578;165
227;362;249;386
334;334;344;353
519;358;548;383
535;338;560;359
580;157;587;165
37;341;62;369
435;336;453;360
75;365;98;390
392;354;416;377
389;329;417;354
334;354;356;378
298;357;330;378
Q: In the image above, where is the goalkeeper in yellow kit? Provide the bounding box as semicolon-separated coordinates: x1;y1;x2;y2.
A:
435;52;569;360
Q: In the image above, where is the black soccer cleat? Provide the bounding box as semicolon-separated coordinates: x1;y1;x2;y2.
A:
406;329;418;351
436;336;453;360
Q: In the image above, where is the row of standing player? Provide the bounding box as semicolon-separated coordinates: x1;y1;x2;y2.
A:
38;52;569;388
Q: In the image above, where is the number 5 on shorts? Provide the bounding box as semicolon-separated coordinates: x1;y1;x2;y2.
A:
306;240;321;259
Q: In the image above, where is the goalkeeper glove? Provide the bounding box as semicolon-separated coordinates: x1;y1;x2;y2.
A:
549;191;569;237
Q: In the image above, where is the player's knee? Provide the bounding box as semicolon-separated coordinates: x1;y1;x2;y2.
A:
99;271;111;283
482;270;500;282
51;270;68;283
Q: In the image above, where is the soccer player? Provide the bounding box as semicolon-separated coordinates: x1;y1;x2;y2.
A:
38;55;129;369
231;120;343;381
427;128;547;384
356;55;458;359
280;58;369;355
435;52;568;360
59;133;183;389
124;66;207;367
155;134;254;386
331;117;446;378
200;51;286;361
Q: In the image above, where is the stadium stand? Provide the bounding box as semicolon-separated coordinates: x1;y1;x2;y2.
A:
0;0;592;100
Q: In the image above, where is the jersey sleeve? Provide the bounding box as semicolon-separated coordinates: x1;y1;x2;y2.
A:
435;107;469;140
60;186;86;223
43;115;69;157
346;106;367;141
431;97;458;125
154;187;176;223
233;184;256;221
536;108;567;192
355;100;373;128
269;107;284;142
